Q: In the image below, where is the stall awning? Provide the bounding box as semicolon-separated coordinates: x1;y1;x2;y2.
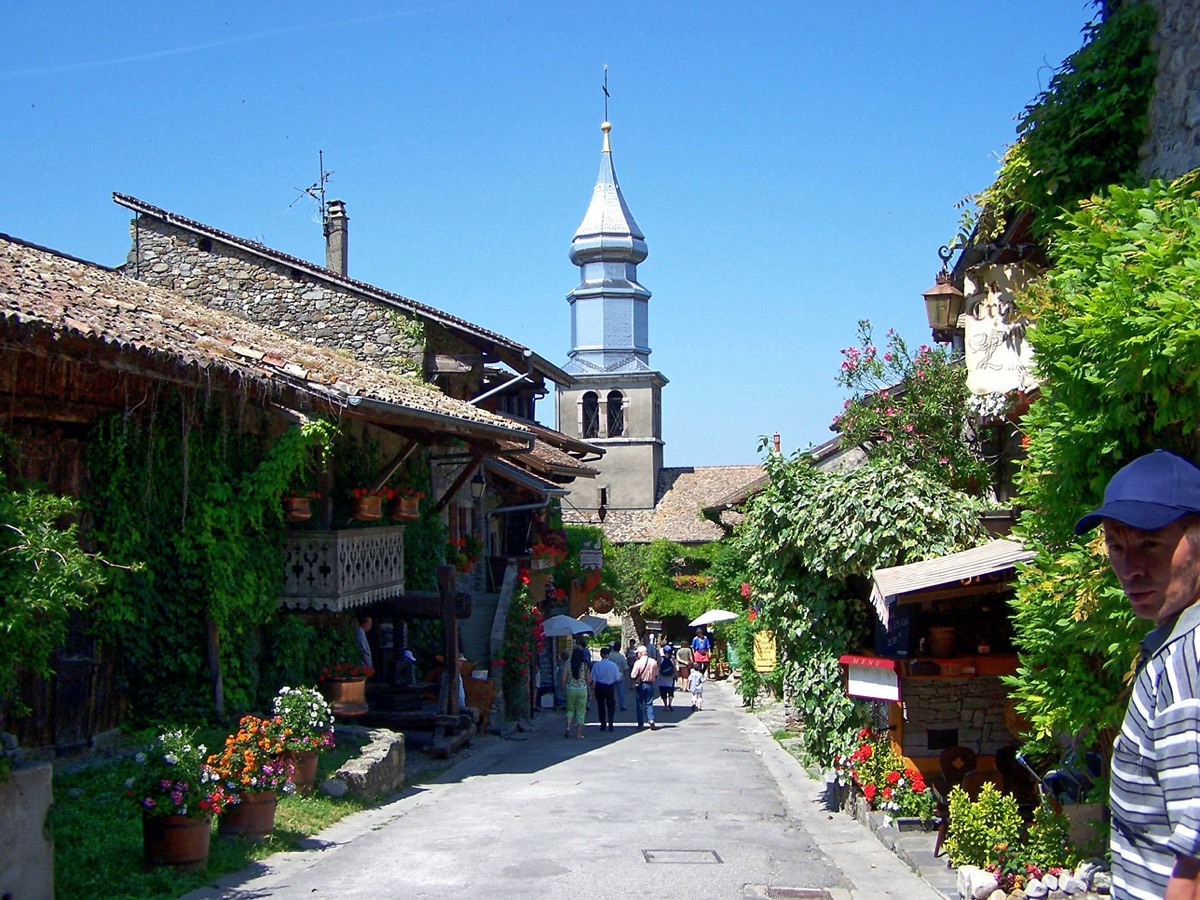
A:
870;538;1034;626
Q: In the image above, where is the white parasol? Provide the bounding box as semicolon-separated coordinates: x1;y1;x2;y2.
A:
541;614;597;637
688;609;739;628
577;614;608;634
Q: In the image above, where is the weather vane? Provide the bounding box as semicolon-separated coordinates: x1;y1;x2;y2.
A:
602;65;609;121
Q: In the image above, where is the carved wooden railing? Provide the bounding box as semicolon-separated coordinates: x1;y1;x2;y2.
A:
280;526;405;611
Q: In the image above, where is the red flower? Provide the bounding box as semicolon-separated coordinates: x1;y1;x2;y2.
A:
863;784;877;801
881;787;893;800
747;609;757;622
886;770;901;784
740;582;752;599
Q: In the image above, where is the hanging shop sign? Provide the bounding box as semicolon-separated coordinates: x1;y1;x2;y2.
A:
837;654;900;702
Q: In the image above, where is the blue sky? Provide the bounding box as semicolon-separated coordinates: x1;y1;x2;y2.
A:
1;2;1096;466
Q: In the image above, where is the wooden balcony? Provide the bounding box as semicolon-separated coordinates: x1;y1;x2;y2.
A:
280;526;405;612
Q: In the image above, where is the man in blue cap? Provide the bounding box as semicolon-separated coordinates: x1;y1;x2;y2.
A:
1075;450;1200;898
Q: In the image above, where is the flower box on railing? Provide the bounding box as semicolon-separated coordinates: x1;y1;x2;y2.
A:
279;526;405;611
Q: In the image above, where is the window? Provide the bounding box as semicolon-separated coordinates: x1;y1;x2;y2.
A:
607;391;624;437
582;392;599;438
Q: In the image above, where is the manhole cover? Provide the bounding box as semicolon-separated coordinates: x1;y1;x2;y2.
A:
642;849;723;864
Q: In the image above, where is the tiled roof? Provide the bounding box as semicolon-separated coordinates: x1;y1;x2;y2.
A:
0;233;533;443
566;464;765;544
112;193;574;388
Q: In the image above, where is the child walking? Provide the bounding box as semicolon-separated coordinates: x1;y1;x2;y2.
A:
687;666;705;710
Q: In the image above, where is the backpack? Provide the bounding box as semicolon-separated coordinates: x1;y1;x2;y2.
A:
660;656;675;677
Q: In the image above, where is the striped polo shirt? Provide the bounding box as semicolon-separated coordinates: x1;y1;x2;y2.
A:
1110;602;1200;899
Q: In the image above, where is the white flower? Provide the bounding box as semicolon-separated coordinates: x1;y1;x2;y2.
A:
163;753;178;766
135;752;147;765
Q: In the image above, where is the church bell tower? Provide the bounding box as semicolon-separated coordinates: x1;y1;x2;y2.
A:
557;120;667;518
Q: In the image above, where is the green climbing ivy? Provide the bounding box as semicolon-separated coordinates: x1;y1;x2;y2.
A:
736;448;985;765
959;1;1157;244
87;393;333;722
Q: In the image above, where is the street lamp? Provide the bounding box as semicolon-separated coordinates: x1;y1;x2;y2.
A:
470;468;487;502
922;245;965;344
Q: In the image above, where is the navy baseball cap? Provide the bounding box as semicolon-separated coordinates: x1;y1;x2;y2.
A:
1074;450;1200;534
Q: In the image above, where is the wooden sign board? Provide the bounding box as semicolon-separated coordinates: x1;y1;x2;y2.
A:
752;631;777;673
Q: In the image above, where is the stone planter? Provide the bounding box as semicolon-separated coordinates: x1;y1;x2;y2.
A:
143;812;211;871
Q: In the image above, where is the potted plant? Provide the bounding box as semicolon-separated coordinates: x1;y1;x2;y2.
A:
281;490;319;522
389;485;424;520
319;662;374;718
529;540;566;571
447;534;484;574
207;715;294;842
350;487;383;520
129;728;229;871
272;685;336;795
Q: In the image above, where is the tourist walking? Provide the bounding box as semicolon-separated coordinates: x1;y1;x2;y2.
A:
560;646;592;739
688;666;705;710
609;640;629;710
691;628;712;674
629;645;660;730
590;647;621;731
657;645;677;710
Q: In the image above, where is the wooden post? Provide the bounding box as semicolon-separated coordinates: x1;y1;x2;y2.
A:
434;565;459;747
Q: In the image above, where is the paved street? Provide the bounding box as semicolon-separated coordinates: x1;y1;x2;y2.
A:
187;680;944;900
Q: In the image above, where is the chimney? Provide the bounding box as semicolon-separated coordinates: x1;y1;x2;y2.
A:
324;199;348;276
772;432;781;454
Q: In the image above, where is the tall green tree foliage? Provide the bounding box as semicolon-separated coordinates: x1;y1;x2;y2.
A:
738;451;984;764
0;466;109;716
1010;172;1200;751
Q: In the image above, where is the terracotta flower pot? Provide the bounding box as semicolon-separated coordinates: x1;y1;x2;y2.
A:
143;812;211;871
352;495;383;520
218;790;278;843
320;676;369;719
282;497;312;522
283;749;320;796
389;495;420;520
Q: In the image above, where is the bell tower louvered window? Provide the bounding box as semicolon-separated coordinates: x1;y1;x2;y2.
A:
607;390;625;437
582;391;600;438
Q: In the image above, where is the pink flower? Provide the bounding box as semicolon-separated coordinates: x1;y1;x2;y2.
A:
938;457;949;465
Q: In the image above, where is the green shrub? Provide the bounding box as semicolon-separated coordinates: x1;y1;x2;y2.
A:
943;783;1023;868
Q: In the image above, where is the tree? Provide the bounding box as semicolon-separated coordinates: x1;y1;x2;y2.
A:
834;320;988;494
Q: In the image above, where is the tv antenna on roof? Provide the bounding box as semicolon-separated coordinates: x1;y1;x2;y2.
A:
290;150;333;230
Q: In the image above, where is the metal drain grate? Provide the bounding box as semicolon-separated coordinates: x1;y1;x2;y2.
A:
764;890;834;899
642;849;723;864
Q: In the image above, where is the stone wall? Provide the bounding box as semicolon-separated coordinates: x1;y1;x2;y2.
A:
125;217;431;377
901;676;1011;758
1141;0;1200;180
